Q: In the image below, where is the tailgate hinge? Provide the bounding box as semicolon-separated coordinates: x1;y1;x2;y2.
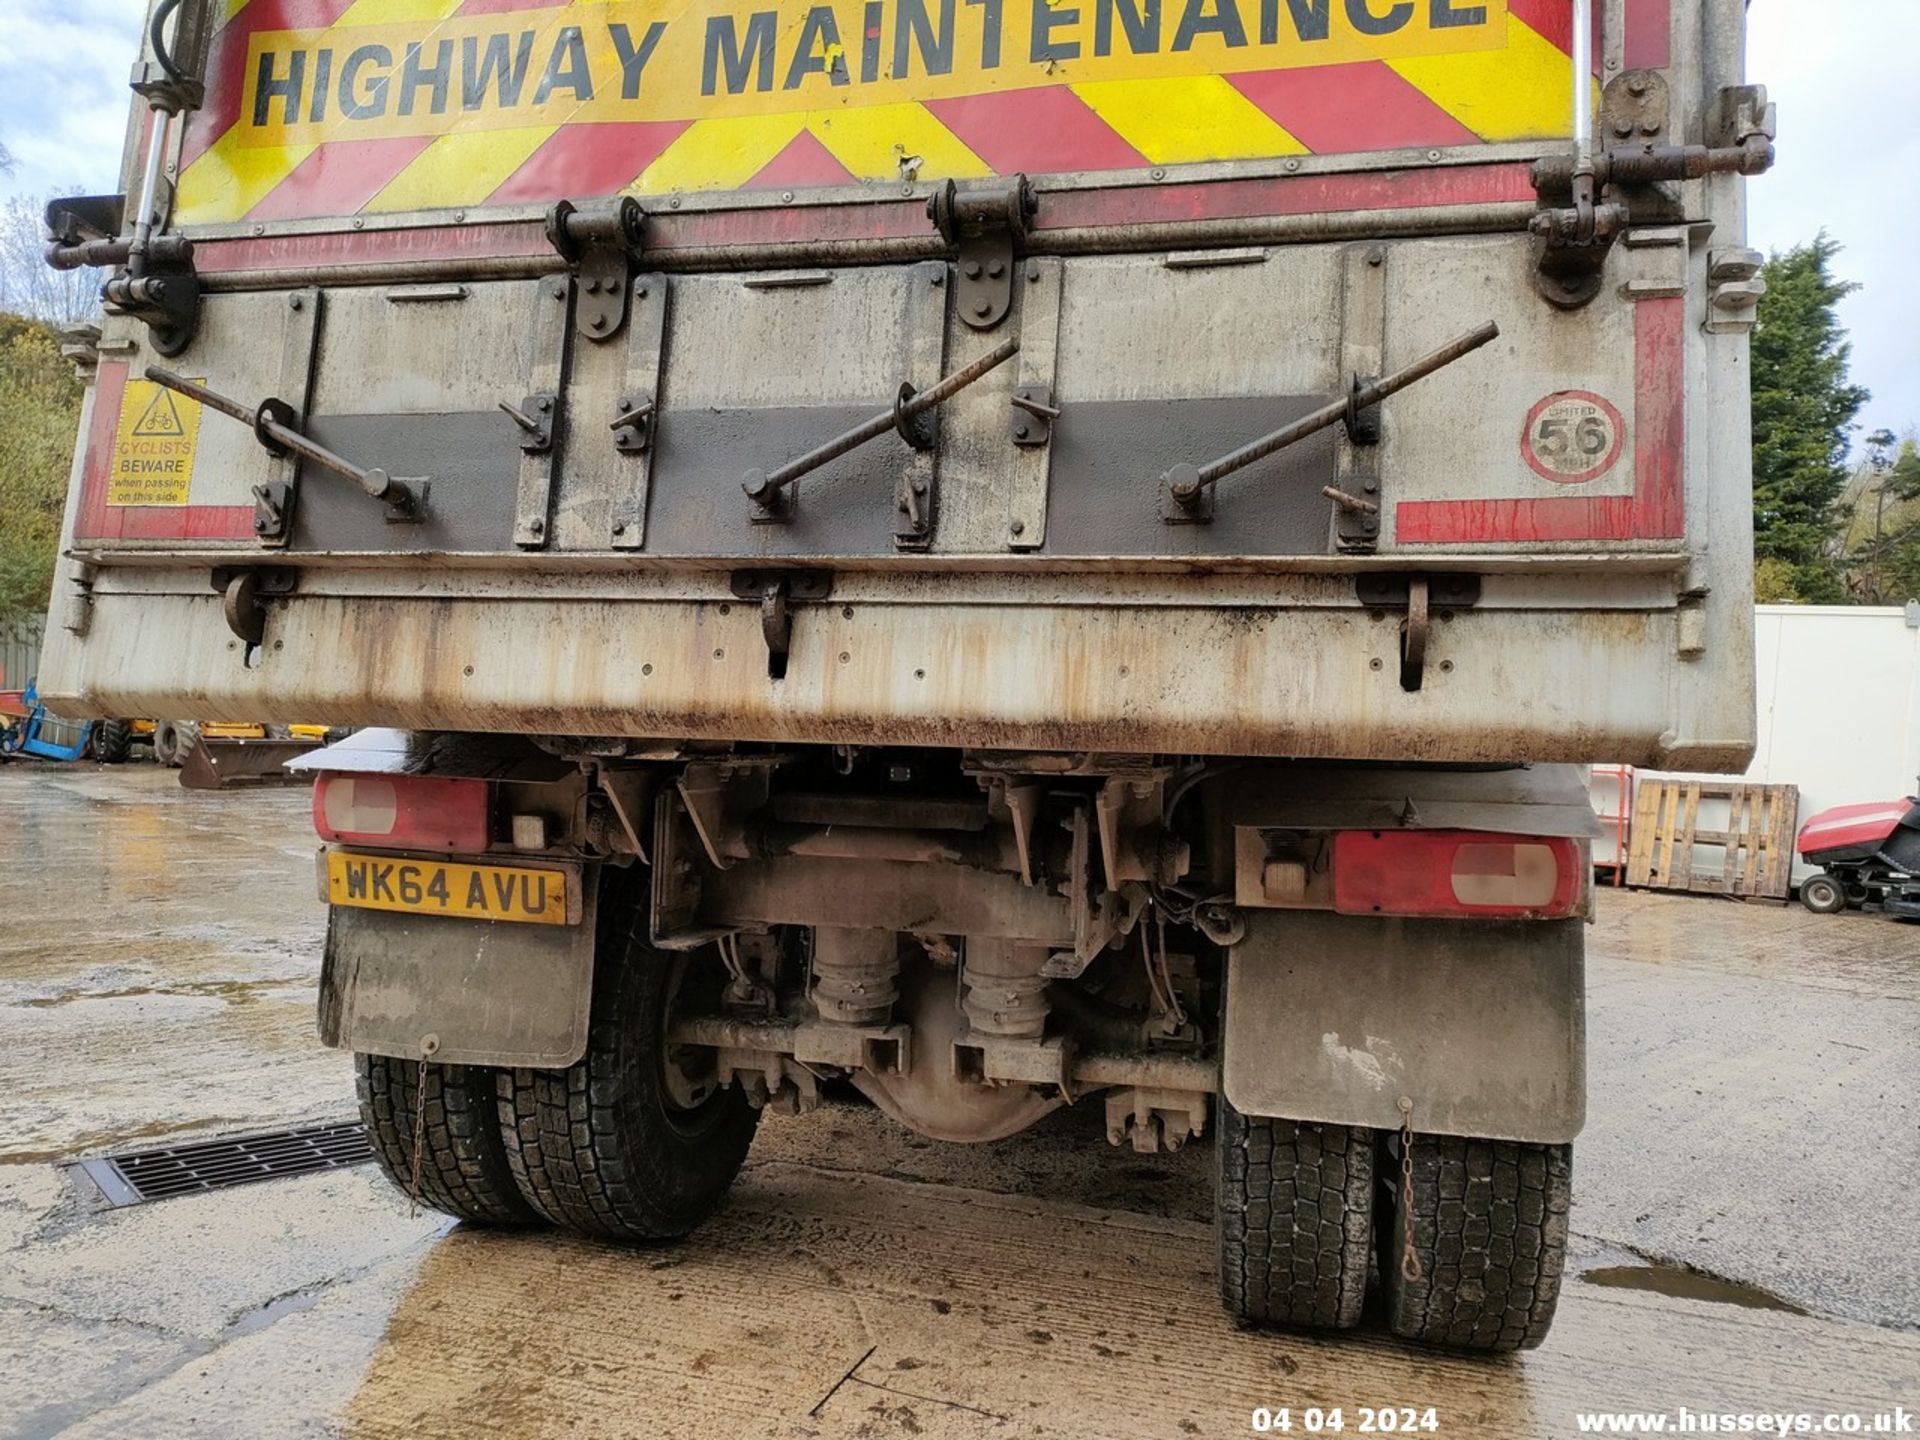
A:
546;197;647;341
928;176;1037;331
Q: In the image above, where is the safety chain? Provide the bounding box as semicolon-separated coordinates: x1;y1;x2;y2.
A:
407;1034;440;1217
1397;1095;1423;1284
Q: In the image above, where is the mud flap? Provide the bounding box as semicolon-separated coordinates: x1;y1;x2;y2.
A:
318;871;600;1069
1222;910;1585;1144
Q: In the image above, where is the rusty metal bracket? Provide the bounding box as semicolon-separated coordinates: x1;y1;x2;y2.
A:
545;196;646;342
1356;573;1480;693
500;393;556;453
1007;256;1063;549
1334;245;1387;553
611;273;671;550
513;276;575;548
928;176;1036;331
1010;384;1057;447
730;570;832;681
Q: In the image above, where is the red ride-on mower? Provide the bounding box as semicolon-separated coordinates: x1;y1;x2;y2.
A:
1795;797;1920;918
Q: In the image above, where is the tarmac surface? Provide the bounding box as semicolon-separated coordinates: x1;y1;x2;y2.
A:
1;763;1916;1440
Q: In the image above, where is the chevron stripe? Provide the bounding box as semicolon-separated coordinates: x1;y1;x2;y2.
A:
368;124;555;210
810;104;991;185
1391;13;1581;143
1072;75;1306;166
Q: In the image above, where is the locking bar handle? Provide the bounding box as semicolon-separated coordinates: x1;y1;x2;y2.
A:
146;366;421;510
742;336;1020;505
1162;321;1500;511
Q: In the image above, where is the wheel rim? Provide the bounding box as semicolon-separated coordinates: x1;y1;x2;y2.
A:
658;955;723;1124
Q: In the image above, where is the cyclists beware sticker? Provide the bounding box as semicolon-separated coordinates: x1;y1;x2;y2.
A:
1521;391;1626;485
108;379;204;506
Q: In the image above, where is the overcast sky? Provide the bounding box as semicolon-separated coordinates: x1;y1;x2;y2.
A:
0;0;1912;439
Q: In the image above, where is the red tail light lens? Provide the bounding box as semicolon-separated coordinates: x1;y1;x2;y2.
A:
1332;830;1583;919
314;773;490;852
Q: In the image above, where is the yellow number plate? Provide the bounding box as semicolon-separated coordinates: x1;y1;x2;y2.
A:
326;851;571;926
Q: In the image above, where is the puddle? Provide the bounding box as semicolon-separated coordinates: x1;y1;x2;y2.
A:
225;1287;326;1339
1580;1264;1809;1316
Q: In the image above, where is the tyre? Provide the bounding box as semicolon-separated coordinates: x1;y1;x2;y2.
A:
497;873;760;1241
356;1053;539;1225
152;720;199;768
93;720;133;764
1379;1132;1571;1352
1799;872;1847;915
1217;1105;1374;1331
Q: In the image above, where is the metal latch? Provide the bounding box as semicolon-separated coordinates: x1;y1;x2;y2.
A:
730;570;832;681
1160;323;1498;523
146;367;427;537
46;195;202;358
545;197;646;341
1356;573;1480;693
1531;81;1775;310
928;176;1036;331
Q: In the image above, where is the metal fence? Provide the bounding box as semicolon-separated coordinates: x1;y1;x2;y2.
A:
1;617;44;692
0;616;90;748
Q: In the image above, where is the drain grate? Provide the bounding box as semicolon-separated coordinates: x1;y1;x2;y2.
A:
70;1121;373;1207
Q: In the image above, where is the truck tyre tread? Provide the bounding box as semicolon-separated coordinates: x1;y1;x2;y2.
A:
357;1054;539;1225
1381;1134;1571;1352
1217;1105;1374;1331
495;878;759;1242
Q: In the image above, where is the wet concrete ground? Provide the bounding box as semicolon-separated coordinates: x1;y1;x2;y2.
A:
1;764;1916;1439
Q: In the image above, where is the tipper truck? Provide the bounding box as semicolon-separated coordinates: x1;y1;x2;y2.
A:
41;0;1769;1351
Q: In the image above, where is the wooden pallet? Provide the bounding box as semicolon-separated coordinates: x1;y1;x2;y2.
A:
1625;779;1800;900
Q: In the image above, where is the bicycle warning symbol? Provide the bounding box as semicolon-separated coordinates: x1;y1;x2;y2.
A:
1521;391;1626;485
131;388;186;438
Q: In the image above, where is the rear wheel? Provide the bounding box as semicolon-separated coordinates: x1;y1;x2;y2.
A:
92;720;133;764
356;1054;538;1225
1379;1132;1571;1352
497;874;760;1241
1799;872;1848;915
1216;1105;1374;1331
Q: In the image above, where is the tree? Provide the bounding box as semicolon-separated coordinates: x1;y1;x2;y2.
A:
0;314;83;628
1749;235;1870;604
1846;440;1920;605
0;193;101;326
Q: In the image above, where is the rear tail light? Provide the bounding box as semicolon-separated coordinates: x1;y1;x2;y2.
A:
1332;830;1583;919
314;773;490;852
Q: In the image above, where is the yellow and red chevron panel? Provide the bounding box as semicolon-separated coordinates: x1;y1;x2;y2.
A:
172;0;1665;227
